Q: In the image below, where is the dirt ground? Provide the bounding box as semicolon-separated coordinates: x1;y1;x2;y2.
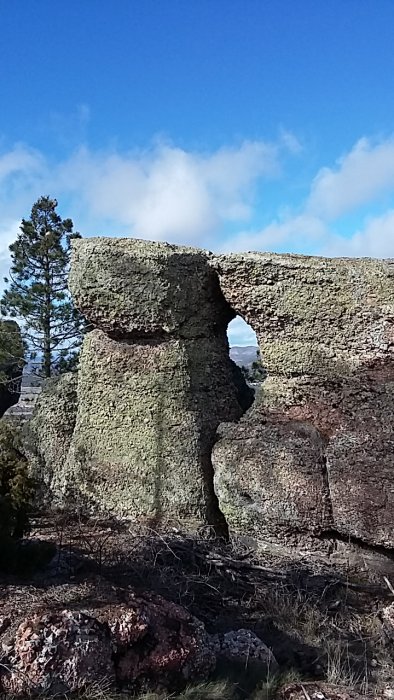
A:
1;514;394;698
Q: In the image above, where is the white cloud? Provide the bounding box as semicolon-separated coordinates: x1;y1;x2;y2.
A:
0;137;289;277
278;127;303;155
0;220;21;287
308;137;394;220
56;140;281;242
219;213;327;253
220;135;394;257
2;132;394;269
0;144;43;183
322;209;394;258
227;315;258;346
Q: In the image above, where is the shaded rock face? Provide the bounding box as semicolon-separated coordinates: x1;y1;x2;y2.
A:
212;253;394;551
65;238;246;527
24;372;78;506
0;320;24;417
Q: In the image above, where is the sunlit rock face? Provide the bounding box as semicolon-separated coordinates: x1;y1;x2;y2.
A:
211;253;394;550
30;238;394;556
65;238;246;528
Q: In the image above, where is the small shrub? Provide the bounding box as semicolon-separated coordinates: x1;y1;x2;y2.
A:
0;418;33;551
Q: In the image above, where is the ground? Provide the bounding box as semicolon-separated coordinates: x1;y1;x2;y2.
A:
0;514;393;699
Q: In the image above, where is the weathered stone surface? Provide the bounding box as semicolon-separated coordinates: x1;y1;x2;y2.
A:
212;252;394;550
61;238;245;526
213;253;394;377
213;413;331;550
24;372;78;505
29;239;394;555
69;237;232;338
1;610;113;696
65;328;243;524
212;628;278;675
0;593;216;695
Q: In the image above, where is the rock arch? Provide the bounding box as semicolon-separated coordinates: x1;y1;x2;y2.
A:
29;239;394;559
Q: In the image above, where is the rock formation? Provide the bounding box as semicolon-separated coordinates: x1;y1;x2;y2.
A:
0;593;218;695
24;372;78;506
0;585;279;697
212;253;394;552
65;238;247;529
28;238;394;560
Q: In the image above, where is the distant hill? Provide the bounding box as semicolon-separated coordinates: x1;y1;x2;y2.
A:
229;345;259;368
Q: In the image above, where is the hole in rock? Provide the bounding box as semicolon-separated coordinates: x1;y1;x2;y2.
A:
227;315;267;387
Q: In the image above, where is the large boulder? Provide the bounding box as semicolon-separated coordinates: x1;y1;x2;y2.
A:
24;372;78;506
212;253;394;551
0;593;217;696
68;237;231;338
63;238;246;527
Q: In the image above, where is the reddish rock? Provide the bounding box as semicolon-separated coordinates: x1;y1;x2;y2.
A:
0;592;216;696
213;252;394;554
1;610;113;696
112;593;215;687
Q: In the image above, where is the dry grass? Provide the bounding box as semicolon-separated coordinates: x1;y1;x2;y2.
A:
21;673;303;700
1;515;393;699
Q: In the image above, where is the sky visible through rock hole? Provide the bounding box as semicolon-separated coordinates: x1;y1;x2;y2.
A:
2;1;394;344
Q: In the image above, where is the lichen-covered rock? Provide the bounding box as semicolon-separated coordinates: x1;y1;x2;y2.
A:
69;237;232;338
1;610;114;696
0;593;216;696
212;252;394;551
212;628;278;675
27;238;394;556
213;414;332;551
62;238;246;527
212;253;394;377
64;330;243;524
23;372;77;506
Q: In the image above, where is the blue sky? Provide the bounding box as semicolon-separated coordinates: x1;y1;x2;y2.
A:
2;0;394;344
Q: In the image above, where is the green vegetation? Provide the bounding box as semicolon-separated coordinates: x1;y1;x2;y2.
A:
241;349;266;383
0;419;32;547
1;196;85;378
0;319;25;385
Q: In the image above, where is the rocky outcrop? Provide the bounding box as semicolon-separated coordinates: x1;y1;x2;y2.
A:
0;595;216;695
212;253;394;551
0;321;24;417
64;238;246;528
0;592;275;696
24;372;78;506
28;239;394;560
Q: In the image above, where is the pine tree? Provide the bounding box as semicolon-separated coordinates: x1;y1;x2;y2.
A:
1;196;84;378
